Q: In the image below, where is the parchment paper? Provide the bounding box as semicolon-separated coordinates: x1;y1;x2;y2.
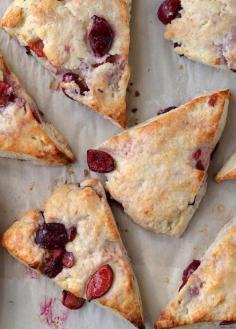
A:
1;1;236;328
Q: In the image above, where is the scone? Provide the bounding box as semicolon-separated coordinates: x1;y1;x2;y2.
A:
87;90;230;237
215;151;236;183
0;52;74;165
2;179;144;328
154;217;236;328
158;0;236;72
1;0;131;127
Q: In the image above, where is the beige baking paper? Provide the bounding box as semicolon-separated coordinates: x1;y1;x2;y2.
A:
1;1;236;329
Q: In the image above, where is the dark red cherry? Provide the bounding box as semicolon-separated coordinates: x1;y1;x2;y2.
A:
208;94;218;107
157;106;176;115
62;73;89;96
220;321;236;325
62;252;75;268
87;149;115;173
67;226;77;242
88;16;114;57
40;254;63;278
157;0;182;25
62;291;85;310
0;82;14;107
35;223;68;250
179;259;201;291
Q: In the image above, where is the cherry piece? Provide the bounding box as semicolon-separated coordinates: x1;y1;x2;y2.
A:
62;252;75;268
193;149;202;161
106;54;120;64
157;106;176;115
41;254;63;278
35;223;68;250
86;264;114;300
62;73;89;96
28;39;45;58
196;160;205;171
208;94;218;107
62;291;85;310
87;149;115;173
88;16;114;57
0;82;14;107
189;285;199;296
67;226;77;242
179;259;201;291
157;0;182;25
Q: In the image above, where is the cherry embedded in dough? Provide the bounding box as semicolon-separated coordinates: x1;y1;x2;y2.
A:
86;264;114;300
88;16;114;57
157;0;182;25
35;223;68;250
208;94;218;107
179;259;201;291
41;254;63;278
67;226;77;242
28;39;45;58
87;149;115;173
62;73;89;96
62;252;75;268
0;82;14;107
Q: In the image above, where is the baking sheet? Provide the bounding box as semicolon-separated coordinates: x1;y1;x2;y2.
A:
1;1;236;328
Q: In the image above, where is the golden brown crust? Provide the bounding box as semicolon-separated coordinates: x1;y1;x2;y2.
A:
1;179;144;328
2;209;45;268
99;90;230;236
154;217;236;328
0;52;75;165
1;0;131;127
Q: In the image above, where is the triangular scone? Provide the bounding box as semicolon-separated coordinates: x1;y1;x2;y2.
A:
2;179;144;328
0;53;74;165
1;0;131;127
89;90;230;237
215;151;236;183
154;217;236;328
160;0;236;71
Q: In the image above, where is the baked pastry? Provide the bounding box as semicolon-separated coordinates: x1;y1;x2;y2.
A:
87;90;230;237
158;0;236;72
154;217;236;328
2;179;144;328
0;52;74;165
1;0;131;127
215;151;236;183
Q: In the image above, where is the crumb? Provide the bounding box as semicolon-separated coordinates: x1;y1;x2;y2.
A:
66;165;75;176
165;277;170;284
49;79;60;91
179;64;183;70
123;229;128;233
217;204;225;214
200;225;208;235
127;87;131;93
29;182;36;191
84;169;89;177
147;68;151;72
135;91;140;97
8;301;14;304
129;82;133;86
131;108;138;113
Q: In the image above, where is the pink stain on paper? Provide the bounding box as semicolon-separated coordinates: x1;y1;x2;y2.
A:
25;267;39;280
39;297;69;329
